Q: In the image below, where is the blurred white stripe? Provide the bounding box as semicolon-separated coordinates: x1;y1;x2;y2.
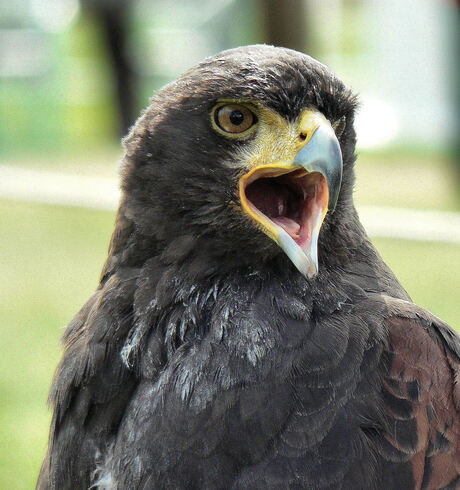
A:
0;165;119;211
358;206;460;244
1;165;460;244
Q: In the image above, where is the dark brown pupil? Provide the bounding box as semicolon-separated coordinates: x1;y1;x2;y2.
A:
229;110;244;126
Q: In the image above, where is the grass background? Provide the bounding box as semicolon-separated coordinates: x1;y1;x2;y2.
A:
1;149;459;489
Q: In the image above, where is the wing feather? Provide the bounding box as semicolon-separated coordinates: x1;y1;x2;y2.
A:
37;268;140;490
375;295;460;489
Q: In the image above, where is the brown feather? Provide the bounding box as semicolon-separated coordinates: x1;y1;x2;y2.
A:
379;296;460;488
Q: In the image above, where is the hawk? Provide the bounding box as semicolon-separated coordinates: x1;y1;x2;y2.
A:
38;45;460;489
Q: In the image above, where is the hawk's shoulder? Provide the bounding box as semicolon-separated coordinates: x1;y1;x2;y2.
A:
371;294;460;488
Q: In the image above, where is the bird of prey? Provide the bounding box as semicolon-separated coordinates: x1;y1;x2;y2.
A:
38;45;460;489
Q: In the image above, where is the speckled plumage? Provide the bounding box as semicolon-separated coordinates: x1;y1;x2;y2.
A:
38;45;460;490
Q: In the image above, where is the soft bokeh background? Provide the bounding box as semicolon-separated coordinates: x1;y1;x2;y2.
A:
1;1;459;488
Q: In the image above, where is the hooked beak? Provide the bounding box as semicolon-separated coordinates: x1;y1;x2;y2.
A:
239;110;343;277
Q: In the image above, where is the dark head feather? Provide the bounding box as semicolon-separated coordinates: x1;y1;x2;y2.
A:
104;45;359;282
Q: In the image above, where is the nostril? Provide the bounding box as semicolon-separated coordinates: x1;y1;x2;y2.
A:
299;132;307;141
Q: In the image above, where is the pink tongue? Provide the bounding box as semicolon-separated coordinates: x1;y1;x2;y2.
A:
272;216;300;236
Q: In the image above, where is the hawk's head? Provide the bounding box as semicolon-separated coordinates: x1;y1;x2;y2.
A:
117;45;358;280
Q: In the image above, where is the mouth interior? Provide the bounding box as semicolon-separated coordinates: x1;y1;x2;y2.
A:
244;169;328;249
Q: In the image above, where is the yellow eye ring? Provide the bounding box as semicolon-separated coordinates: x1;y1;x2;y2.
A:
211;103;258;138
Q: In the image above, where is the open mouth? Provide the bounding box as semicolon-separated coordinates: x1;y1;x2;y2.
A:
240;167;329;252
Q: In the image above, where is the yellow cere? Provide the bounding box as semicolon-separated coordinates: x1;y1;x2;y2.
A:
238;106;330;170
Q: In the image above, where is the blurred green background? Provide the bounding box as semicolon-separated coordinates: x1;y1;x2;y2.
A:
0;1;459;488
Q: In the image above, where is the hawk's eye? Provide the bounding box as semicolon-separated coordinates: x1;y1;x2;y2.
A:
213;104;257;135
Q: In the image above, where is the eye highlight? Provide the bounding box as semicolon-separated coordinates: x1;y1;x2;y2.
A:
212;103;258;136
